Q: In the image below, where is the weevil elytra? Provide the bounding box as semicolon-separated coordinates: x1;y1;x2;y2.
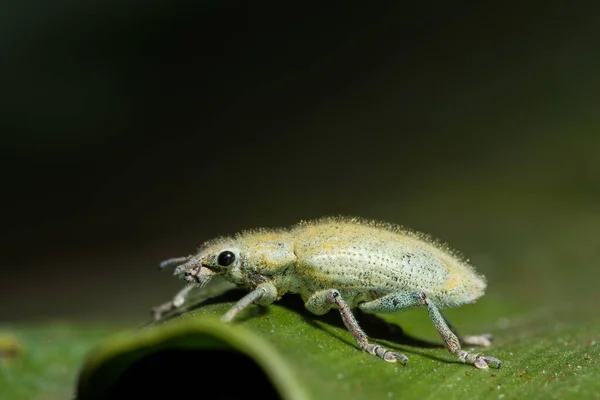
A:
153;216;501;369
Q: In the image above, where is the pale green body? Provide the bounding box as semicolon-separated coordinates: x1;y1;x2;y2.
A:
198;217;485;311
291;220;485;310
155;217;501;369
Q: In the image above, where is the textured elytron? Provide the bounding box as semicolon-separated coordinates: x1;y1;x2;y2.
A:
289;217;486;308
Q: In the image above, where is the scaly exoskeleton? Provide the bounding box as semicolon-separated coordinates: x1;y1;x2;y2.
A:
152;216;501;369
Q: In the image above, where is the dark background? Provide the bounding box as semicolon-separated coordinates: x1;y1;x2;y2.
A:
2;1;599;323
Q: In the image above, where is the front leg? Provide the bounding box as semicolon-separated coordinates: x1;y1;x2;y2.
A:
152;283;198;321
221;282;278;323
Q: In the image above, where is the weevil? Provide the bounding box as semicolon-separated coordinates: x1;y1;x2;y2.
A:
152;216;501;369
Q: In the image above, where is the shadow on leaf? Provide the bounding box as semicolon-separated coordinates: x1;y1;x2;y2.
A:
168;288;454;359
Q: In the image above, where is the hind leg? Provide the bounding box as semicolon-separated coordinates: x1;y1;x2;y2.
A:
359;292;501;369
439;311;493;347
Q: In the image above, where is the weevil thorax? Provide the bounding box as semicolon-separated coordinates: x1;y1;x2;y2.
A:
175;229;297;290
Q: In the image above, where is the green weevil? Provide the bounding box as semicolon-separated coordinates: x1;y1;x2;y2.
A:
152;216;501;369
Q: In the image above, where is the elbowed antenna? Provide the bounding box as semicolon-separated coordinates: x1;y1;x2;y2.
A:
158;256;193;270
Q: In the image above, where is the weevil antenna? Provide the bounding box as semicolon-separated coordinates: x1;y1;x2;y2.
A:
158;256;192;270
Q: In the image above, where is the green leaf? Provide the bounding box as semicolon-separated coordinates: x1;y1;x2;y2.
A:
74;288;600;400
0;323;116;400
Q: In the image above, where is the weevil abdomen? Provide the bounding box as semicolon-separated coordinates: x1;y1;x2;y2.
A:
292;219;486;308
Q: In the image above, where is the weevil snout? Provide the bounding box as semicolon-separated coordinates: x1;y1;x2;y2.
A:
178;263;217;287
172;259;199;276
183;266;201;282
159;255;216;286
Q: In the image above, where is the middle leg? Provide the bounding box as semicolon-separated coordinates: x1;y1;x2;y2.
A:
305;289;408;364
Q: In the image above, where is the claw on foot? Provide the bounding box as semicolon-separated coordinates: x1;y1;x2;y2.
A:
459;351;502;369
366;344;408;364
474;357;489;369
474;355;502;369
384;352;409;364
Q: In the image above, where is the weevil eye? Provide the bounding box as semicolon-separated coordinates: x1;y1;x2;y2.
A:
217;250;236;266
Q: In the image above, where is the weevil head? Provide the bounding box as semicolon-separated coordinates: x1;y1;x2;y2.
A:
172;238;245;286
171;231;296;287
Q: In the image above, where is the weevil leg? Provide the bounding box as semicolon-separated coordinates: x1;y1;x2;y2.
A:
358;292;421;313
419;293;501;369
359;292;501;369
439;310;493;348
221;282;278;323
306;289;408;364
152;283;197;321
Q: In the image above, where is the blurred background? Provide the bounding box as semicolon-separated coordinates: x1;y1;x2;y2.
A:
1;1;599;323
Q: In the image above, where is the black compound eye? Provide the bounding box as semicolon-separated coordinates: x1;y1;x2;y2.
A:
217;251;236;266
